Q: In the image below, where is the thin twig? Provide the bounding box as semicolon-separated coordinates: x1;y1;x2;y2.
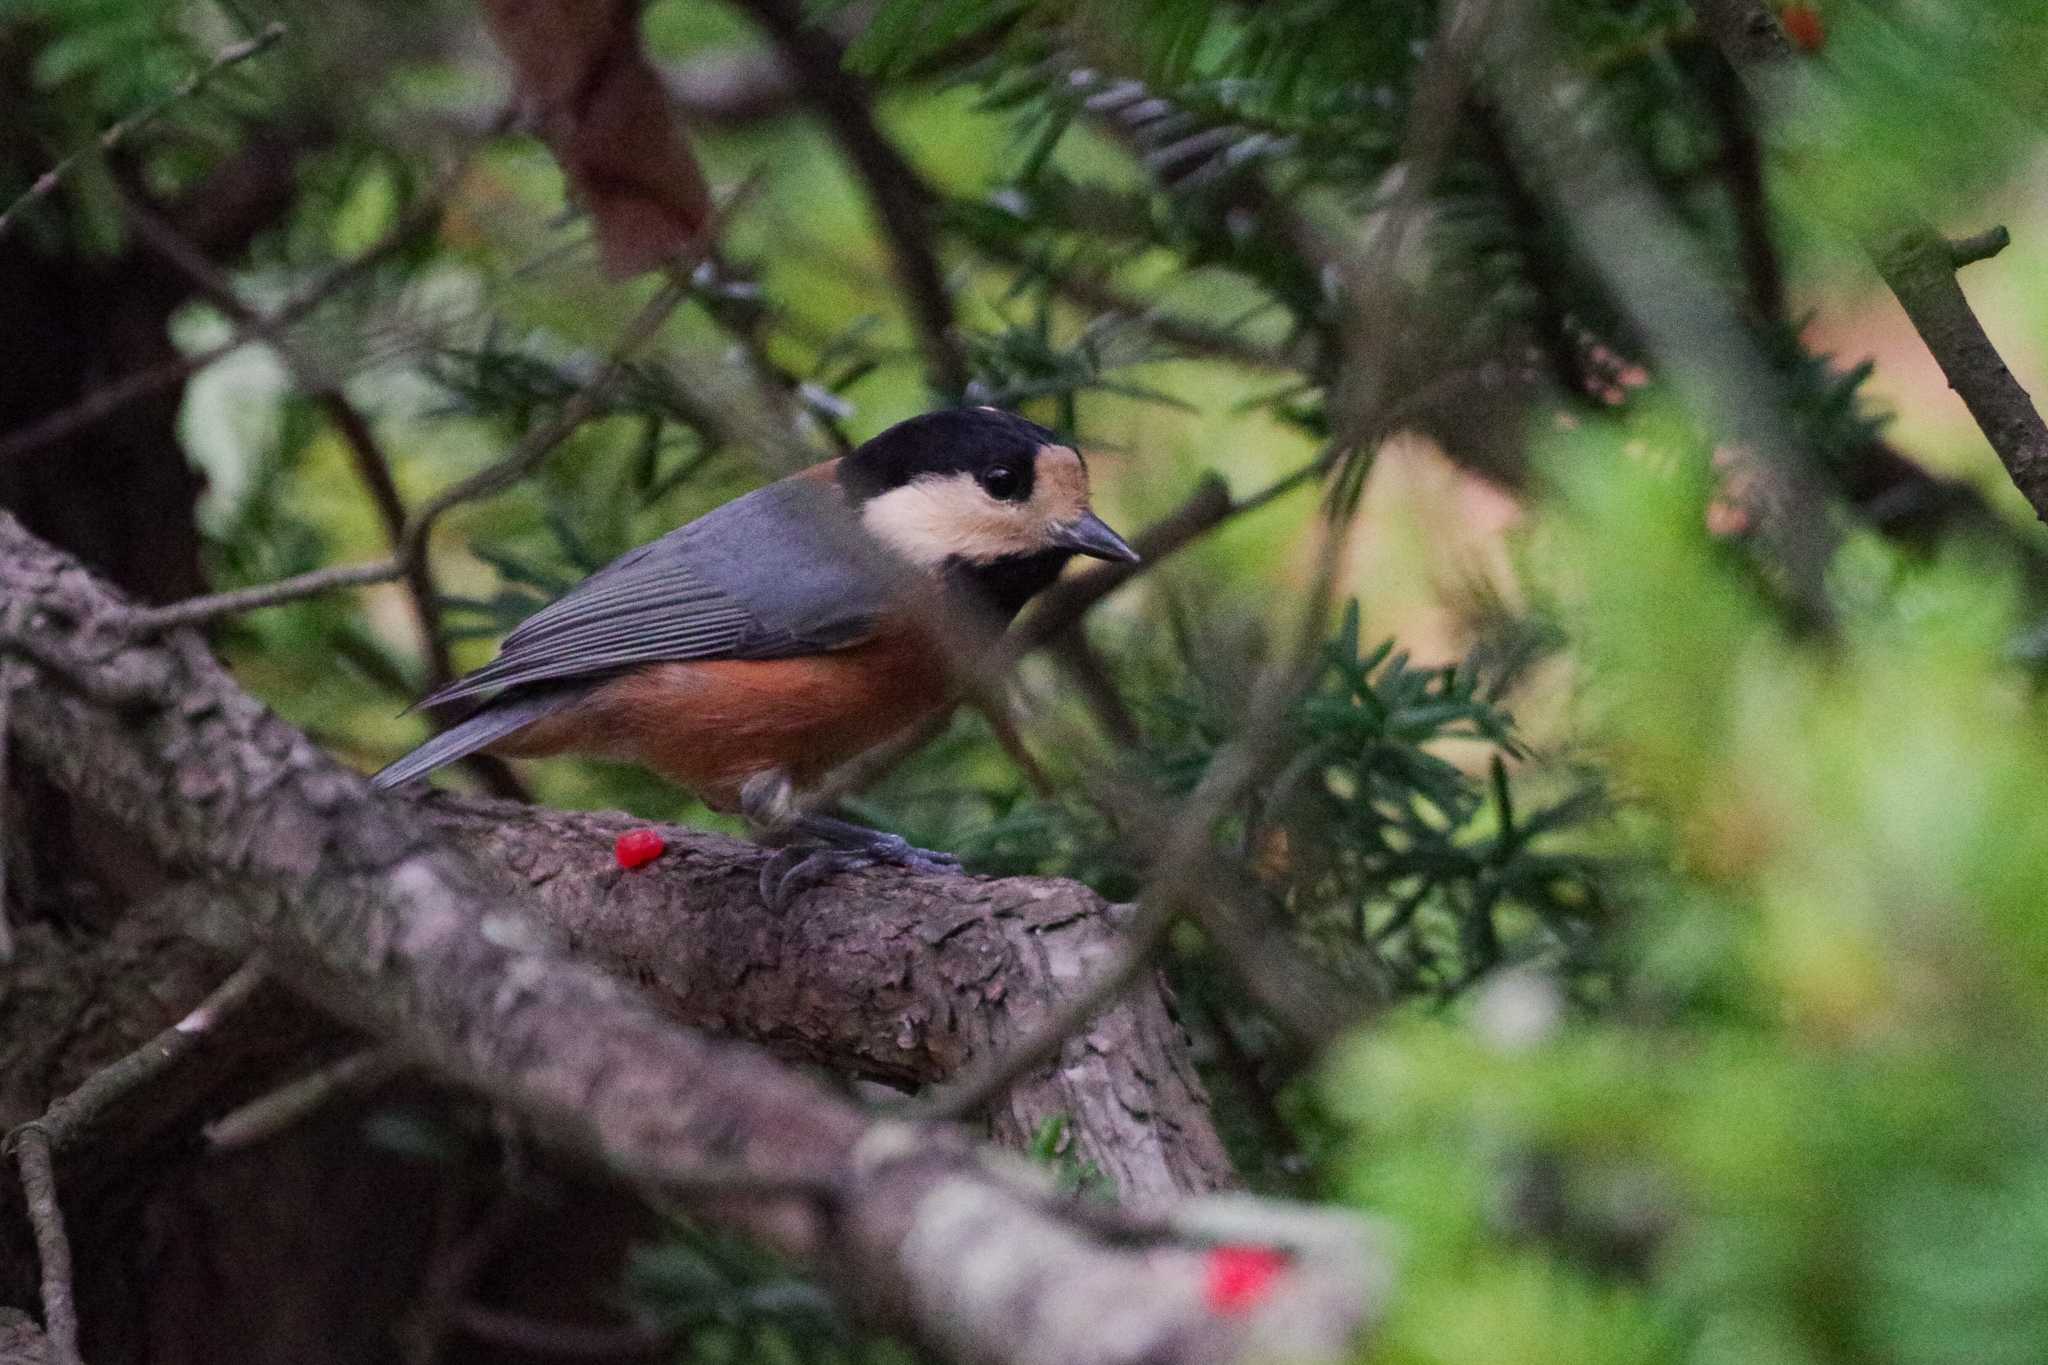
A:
204;1048;405;1149
114;192;454;667
0;177;449;465
27;959;270;1145
736;0;971;399
912;897;1175;1121
1010;454;1331;660
0;22;288;242
121;185;752;638
1702;52;1786;325
915;592;1334;1122
397;175;763;560
958;231;1295;372
112;188;530;797
1873;224;2048;518
1948;226;2010;270
400;278;693;566
12;1129;78;1365
4;958;267;1365
125;559;404;634
116;273;688;636
919;10;1497;1110
1493;3;1838;631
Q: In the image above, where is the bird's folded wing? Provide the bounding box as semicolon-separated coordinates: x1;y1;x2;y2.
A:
416;480;894;711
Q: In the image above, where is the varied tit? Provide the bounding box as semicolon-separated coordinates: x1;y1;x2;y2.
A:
371;406;1138;906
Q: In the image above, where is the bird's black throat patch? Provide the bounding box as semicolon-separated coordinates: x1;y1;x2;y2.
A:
946;549;1072;620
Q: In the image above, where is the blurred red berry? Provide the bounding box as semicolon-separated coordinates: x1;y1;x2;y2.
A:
1203;1244;1288;1315
614;828;666;869
1780;4;1825;53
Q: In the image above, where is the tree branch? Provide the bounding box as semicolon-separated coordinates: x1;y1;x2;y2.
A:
731;0;971;400
1687;0;2048;524
111;185;530;798
0;179;447;465
9;1129;76;1365
0;511;1382;1365
2;958;263;1365
0;23;289;243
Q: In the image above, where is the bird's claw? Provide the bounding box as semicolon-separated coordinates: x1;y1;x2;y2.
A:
758;834;961;913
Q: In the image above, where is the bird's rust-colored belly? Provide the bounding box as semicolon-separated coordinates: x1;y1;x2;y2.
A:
491;628;952;808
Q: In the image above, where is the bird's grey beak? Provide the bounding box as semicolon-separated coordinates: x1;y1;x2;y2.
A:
1049;511;1140;563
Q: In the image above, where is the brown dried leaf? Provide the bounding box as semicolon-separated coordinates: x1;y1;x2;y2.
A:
481;0;713;278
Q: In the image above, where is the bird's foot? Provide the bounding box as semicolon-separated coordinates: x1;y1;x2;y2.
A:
739;772;961;911
757;829;961;913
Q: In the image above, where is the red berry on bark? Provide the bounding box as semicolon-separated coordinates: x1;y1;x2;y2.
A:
1203;1245;1288;1315
614;829;666;869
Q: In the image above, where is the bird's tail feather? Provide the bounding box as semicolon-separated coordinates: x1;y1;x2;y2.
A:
369;691;572;790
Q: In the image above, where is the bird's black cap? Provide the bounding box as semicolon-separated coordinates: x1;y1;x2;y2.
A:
838;407;1071;502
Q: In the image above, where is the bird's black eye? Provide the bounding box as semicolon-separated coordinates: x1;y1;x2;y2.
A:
980;463;1025;501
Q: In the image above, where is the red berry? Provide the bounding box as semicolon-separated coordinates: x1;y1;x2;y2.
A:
1780;4;1825;53
613;829;666;870
1202;1244;1288;1316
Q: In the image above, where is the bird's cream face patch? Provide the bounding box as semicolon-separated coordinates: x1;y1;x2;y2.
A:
861;444;1092;567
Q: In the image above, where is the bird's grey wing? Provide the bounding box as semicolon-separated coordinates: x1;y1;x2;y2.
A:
416;479;896;711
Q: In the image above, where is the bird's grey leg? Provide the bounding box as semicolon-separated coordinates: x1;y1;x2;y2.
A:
738;771;960;912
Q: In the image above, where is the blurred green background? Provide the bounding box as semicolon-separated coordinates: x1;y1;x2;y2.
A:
11;0;2048;1360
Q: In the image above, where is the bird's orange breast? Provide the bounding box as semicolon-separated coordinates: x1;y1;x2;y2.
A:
490;626;953;809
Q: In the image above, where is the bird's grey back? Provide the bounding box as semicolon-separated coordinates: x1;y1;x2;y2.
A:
409;477;902;713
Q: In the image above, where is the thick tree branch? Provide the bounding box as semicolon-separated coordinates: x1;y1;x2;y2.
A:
1688;0;2048;524
0;512;1379;1365
414;796;1233;1205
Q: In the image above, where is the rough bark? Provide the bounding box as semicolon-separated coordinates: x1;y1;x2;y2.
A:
417;797;1231;1206
0;513;1381;1365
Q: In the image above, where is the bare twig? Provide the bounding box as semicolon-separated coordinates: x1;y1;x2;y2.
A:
918;488;1355;1121
1687;0;2048;525
735;0;971;399
125;559;404;634
0;22;288;242
4;958;267;1365
1490;3;1839;630
1702;53;1786;325
25;959;270;1146
1010;453;1331;661
11;1129;77;1365
121;188;752;638
399;276;693;566
958;231;1295;372
112;188;529;797
0;179;449;465
203;1048;405;1150
1871;224;2048;519
913;896;1176;1121
1470;101;1594;397
1948;226;2010;270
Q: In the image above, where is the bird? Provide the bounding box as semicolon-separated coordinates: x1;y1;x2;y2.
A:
371;406;1138;907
